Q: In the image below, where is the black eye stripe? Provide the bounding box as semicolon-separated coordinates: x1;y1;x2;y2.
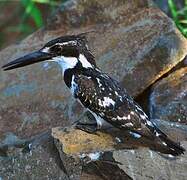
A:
62;46;79;57
49;44;79;58
50;45;63;53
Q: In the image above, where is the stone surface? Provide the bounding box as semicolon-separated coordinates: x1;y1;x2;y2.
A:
150;67;187;125
113;143;187;180
52;126;187;180
0;132;68;180
0;0;187;142
52;127;115;154
52;126;142;180
52;125;187;156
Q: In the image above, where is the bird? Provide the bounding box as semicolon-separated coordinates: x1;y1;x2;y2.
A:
2;33;185;156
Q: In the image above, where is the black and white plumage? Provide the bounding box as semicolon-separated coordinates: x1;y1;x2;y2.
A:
2;34;185;156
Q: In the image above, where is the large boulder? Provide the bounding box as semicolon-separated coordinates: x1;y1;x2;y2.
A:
150;67;187;125
113;145;187;180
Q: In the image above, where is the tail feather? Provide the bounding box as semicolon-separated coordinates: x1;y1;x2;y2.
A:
135;124;185;156
153;127;185;156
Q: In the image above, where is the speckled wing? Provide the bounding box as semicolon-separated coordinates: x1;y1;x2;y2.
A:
73;70;150;131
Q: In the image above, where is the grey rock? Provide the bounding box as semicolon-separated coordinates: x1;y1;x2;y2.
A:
0;135;68;180
150;68;187;125
113;142;187;180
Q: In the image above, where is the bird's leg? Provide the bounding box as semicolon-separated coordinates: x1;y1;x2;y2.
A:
75;121;98;134
74;111;99;134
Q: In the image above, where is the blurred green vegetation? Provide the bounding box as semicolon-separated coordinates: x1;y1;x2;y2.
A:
0;0;63;49
168;0;187;37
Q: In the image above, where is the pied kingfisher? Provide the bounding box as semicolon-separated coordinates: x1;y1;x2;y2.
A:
2;34;185;156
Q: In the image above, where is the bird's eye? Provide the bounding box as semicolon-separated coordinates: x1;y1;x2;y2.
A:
50;45;62;54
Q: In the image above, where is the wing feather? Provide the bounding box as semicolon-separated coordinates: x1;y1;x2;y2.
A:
73;70;147;131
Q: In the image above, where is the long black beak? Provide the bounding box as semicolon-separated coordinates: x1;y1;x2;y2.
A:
2;51;52;71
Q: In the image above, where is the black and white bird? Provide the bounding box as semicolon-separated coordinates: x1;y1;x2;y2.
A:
2;34;185;156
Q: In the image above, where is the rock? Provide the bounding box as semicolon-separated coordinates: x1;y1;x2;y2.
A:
52;127;117;154
52;126;187;180
113;143;187;180
51;126;143;179
0;0;187;142
150;67;187;125
52;126;136;179
0;132;68;180
52;126;183;155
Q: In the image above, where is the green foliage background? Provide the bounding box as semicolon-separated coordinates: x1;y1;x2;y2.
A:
168;0;187;37
0;0;63;49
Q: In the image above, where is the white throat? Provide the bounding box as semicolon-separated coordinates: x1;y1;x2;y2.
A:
51;54;93;73
53;56;78;73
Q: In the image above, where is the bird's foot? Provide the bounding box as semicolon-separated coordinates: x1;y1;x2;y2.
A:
75;121;98;134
